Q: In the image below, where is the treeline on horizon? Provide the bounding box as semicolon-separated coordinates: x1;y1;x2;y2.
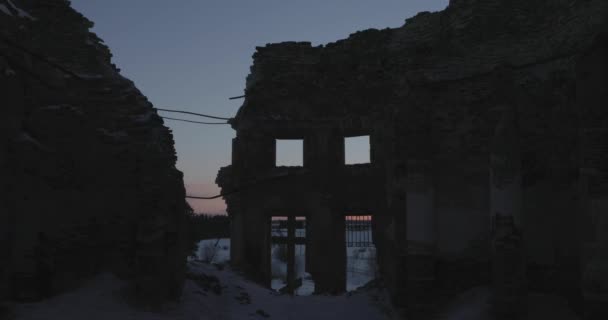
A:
187;212;231;241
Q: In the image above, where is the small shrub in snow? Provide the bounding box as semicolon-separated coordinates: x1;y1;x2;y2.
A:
186;271;223;295
199;242;218;263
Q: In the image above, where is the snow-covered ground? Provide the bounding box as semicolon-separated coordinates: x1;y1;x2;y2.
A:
11;237;581;319
195;238;378;294
431;286;581;320
12;260;398;320
10;237;581;320
269;244;315;295
192;238;231;265
346;246;377;291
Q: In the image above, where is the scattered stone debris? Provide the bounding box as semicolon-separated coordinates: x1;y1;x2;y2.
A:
186;272;223;295
255;309;270;318
235;291;251;305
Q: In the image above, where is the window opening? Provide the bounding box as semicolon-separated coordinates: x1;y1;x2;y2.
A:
345;135;370;164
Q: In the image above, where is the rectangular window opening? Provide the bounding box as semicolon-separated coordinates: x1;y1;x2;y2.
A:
345;135;371;165
275;139;303;167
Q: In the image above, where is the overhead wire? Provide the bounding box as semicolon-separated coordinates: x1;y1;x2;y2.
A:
186;171;307;200
1;37;234;122
161;116;229;125
156;108;232;121
3;35;243;201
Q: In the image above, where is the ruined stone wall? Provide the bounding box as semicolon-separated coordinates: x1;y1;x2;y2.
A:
220;0;608;316
0;0;188;304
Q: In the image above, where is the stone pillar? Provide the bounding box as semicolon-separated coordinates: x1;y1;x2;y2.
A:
308;205;346;294
579;132;608;319
404;159;436;316
305;128;344;170
576;34;608;320
1;59;27;301
241;205;271;285
234;132;275;176
380;159;408;306
286;215;296;294
304;129;347;293
228;132;274;285
489;109;526;319
229;209;245;267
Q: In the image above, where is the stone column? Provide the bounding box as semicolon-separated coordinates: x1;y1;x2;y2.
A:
579;130;608;319
1;56;26;301
308;204;346;294
229;208;245;267
239;197;271;285
379;158;407;306
228;132;274;285
286;215;296;294
489;109;526;319
237;133;276;175
404;159;436;316
304;128;347;293
576;34;608;320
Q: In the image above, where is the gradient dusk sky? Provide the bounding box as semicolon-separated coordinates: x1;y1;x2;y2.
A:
69;0;449;214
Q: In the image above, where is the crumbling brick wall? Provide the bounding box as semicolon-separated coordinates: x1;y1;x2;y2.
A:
219;0;608;317
0;0;188;305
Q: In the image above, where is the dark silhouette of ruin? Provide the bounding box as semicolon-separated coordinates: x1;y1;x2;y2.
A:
1;0;188;307
217;1;608;318
1;0;607;319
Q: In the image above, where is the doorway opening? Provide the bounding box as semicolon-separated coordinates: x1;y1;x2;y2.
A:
345;215;377;291
270;216;314;295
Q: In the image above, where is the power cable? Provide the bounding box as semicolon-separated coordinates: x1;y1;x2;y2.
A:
186;170;307;200
161;116;229;125
1;37;235;122
156;108;232;121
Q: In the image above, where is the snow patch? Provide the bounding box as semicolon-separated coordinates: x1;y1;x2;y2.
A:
97;128;128;139
0;4;12;16
4;67;16;76
184;262;397;320
13;238;398;320
15;132;42;148
132;111;155;124
7;0;36;20
346;246;377;291
194;238;230;264
76;73;104;80
40;104;84;115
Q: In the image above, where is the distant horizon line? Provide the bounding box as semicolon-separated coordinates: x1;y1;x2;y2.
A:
194;211;227;216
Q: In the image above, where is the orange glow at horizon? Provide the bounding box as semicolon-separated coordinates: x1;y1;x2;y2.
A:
345;215;372;221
